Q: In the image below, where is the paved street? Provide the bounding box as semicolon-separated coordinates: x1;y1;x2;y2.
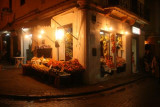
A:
0;77;160;107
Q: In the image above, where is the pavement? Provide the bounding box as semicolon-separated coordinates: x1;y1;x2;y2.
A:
0;61;149;100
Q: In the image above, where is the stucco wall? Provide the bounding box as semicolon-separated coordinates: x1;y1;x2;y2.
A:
86;10;132;84
50;8;86;68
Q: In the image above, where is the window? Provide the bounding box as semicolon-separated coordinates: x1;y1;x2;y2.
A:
20;0;25;6
64;26;73;61
100;31;113;72
57;24;73;61
100;31;126;75
116;34;123;57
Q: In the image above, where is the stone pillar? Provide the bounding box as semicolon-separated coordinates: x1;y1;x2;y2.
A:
77;0;89;83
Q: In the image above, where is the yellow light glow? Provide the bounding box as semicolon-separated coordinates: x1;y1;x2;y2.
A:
109;27;113;31
105;26;108;31
38;35;42;39
125;31;128;35
121;31;124;34
55;29;64;40
22;28;29;32
25;35;29;39
41;30;45;34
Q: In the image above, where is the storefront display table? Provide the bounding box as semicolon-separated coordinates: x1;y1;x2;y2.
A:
14;57;25;68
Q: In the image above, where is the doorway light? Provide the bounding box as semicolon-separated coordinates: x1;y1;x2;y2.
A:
38;35;42;39
55;29;64;40
40;29;45;34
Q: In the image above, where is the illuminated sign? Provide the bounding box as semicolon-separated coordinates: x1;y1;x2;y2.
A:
132;26;141;35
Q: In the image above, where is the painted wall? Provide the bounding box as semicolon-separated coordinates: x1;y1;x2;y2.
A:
25;7;86;69
51;8;86;67
86;10;132;84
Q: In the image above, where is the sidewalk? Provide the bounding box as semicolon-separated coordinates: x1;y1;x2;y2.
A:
0;63;148;100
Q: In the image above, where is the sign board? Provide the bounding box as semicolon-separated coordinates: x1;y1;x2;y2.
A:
132;26;141;35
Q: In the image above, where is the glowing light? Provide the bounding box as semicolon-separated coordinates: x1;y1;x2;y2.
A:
121;31;124;34
105;26;108;31
22;28;29;32
38;35;42;39
55;29;64;40
40;30;45;34
109;27;113;31
100;31;104;35
125;31;128;35
29;34;32;37
132;26;140;35
6;33;10;36
25;35;29;38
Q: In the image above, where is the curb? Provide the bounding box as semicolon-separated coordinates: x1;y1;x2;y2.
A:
0;74;148;100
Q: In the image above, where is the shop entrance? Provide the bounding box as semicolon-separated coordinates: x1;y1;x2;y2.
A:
58;24;73;61
21;35;32;63
132;38;137;73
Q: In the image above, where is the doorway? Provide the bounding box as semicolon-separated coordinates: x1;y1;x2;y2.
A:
132;38;137;73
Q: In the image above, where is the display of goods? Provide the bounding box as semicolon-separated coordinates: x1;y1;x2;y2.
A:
111;34;116;53
116;57;126;67
47;59;64;70
47;58;85;72
32;64;50;72
62;59;85;72
31;57;50;64
41;58;51;64
111;41;116;53
106;59;115;68
116;36;122;49
39;45;51;49
111;34;115;42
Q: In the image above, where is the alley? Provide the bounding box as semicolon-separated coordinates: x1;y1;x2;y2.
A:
0;77;160;107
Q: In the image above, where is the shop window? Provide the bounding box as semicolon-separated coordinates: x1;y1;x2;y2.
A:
116;34;123;57
100;30;114;76
116;33;126;73
100;31;126;76
65;26;73;61
57;24;73;61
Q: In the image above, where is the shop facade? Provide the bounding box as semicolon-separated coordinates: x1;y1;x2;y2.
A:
0;0;148;85
19;6;146;84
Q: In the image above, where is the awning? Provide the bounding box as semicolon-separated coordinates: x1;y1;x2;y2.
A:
13;17;51;29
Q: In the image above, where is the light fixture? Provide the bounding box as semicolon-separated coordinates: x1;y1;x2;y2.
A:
22;28;29;32
6;33;10;36
40;29;45;34
55;29;64;40
121;31;124;34
105;26;108;31
109;27;113;31
29;34;32;37
100;31;104;35
132;26;140;35
25;34;29;38
38;34;42;39
125;31;128;35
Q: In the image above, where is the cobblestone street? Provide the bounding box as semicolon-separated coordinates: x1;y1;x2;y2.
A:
0;77;160;107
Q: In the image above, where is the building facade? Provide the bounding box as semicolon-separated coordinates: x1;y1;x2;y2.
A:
0;0;149;84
